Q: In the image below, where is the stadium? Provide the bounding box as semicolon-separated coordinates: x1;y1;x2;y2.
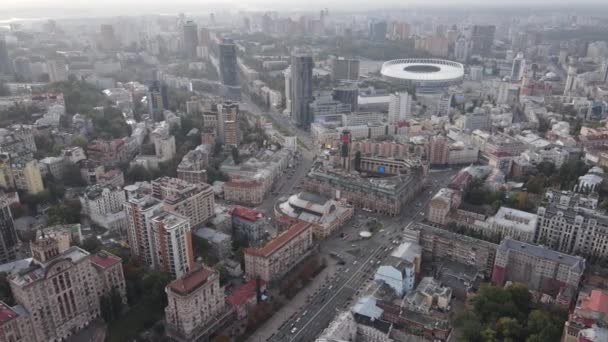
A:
381;58;465;89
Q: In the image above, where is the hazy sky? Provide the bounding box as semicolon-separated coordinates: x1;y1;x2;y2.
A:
3;0;608;17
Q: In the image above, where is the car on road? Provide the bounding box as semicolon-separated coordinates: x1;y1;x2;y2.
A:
291;328;298;334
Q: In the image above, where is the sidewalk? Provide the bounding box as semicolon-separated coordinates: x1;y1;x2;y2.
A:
246;258;338;342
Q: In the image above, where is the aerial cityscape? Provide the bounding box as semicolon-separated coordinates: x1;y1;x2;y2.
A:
2;1;608;342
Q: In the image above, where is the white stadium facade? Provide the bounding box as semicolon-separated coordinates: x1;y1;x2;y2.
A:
380;58;464;90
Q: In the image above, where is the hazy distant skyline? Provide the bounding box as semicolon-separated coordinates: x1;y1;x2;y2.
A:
4;0;608;14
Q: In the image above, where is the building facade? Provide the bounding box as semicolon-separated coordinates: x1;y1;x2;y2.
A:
165;266;230;342
8;237;125;342
0;195;17;264
151;177;215;228
151;211;194;279
491;238;585;298
244;222;313;282
290;52;314;128
536;191;608;258
224;179;264;205
125;192;164;268
230;206;266;243
79;185;127;231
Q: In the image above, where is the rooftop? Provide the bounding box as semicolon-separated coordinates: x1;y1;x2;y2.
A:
194;228;231;243
244;222;310;258
0;301;19;324
491;207;538;233
579;290;608;315
230;206;264;222
90;251;122;269
167;265;214;296
226;278;266;306
499;238;586;272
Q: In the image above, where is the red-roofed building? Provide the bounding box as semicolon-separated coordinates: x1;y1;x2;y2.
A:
0;301;34;342
244;222;313;282
165;265;229;342
87;139;127;167
90;251;127;304
563;289;608;342
231;206;266;243
226;279;267;319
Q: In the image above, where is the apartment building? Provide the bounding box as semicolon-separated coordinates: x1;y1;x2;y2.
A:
492;238;585;298
244;222;313;282
230;206;266;243
224;179;264;205
124;191;164;268
0;124;36;156
427;188;461;226
7;236;125;342
536;190;608;258
404;223;497;275
0;195;17;264
165;265;230;342
79;185;127;231
151;211;194;279
487;207;537;243
87;139;127;167
0;301;35;342
177;145;209;184
151;177;215;228
0;153;44;194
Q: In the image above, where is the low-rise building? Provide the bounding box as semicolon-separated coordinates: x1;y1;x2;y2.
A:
486;207;537;243
374;256;415;297
405;277;452;313
194;228;232;260
244;222;313;283
563;289;608;342
226;278;267;319
87;139;127;167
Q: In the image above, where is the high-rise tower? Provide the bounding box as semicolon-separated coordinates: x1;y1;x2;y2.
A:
290;51;314;128
219;38;238;86
183;21;198;59
0;195;17;263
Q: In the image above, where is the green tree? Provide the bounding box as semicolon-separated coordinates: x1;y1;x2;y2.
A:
46;200;81;225
62;162;86;187
71;136;88;149
79;236;102;253
110;287;124;317
231;146;240;164
0;272;15;306
100;294;114;322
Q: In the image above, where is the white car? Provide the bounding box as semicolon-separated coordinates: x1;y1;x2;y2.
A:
291;327;298;334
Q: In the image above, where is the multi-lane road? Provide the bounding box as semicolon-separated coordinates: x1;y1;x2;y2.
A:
241;91;458;342
265;170;457;342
